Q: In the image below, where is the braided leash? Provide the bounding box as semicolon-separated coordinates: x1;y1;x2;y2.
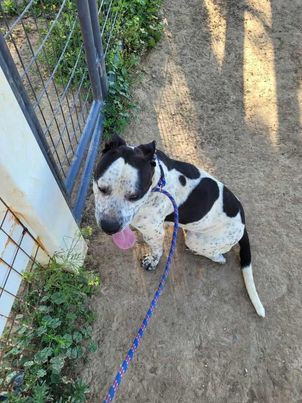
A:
103;161;179;402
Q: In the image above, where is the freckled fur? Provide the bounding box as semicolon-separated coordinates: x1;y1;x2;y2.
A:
93;137;265;317
93;158;153;229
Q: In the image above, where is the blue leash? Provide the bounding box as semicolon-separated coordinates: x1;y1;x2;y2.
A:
103;162;179;402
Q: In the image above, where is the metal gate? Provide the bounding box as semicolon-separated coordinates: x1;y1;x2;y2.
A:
0;0;116;222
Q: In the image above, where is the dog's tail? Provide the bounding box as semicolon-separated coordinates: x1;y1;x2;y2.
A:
239;229;265;317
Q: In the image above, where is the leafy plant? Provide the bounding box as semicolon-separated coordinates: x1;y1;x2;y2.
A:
103;0;164;137
0;257;100;401
1;0;17;15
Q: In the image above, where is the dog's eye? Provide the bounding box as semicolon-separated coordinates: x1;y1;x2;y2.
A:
126;193;140;202
98;186;110;195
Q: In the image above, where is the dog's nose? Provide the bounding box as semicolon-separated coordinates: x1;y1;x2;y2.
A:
100;219;121;235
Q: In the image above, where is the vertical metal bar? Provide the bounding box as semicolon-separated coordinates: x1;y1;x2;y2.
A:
88;0;108;97
76;0;103;101
73;112;103;223
64;100;102;196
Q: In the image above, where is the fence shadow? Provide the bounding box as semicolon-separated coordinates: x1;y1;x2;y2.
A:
271;0;301;151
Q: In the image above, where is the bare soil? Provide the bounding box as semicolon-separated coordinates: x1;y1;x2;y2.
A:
82;0;302;401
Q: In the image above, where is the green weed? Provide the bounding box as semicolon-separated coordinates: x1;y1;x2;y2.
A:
103;0;163;137
1;0;163;137
1;0;18;15
0;257;100;401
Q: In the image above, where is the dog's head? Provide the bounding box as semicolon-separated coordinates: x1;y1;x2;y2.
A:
93;135;156;234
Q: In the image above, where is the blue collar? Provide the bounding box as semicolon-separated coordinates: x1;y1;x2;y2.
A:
152;155;166;191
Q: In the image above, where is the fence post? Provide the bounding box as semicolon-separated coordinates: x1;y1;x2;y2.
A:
88;0;109;97
76;0;103;101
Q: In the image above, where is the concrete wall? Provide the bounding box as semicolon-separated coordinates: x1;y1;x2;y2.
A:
0;66;87;334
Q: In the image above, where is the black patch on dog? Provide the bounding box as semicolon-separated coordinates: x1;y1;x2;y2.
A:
94;142;156;200
157;150;200;179
239;229;251;267
95;140;156;179
222;185;245;224
239;205;245;224
165;177;219;224
102;134;126;154
179;175;186;186
94;150;120;180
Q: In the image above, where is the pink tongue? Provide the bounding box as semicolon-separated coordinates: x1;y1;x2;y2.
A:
112;226;136;250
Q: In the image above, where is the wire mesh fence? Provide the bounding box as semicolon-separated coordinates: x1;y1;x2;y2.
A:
100;0;119;57
0;0;119;186
0;0;164;395
0;1;88;181
0;197;48;342
0;0;120;352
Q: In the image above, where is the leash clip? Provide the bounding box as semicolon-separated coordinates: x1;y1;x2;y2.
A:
157;176;166;191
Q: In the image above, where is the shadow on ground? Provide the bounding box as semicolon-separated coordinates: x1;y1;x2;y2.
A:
81;0;302;401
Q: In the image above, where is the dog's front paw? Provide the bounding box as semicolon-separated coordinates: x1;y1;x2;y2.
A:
141;255;159;271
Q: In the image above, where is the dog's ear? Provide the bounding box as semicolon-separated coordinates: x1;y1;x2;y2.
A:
102;134;126;154
138;140;156;161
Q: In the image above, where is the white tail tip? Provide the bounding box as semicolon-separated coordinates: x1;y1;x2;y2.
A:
242;265;265;317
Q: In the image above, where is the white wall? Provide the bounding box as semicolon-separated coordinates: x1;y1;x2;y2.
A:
0;66;87;264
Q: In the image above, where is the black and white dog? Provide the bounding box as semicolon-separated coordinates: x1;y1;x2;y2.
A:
93;135;265;317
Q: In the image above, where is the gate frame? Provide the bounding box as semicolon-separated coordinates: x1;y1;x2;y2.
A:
0;0;110;223
65;0;109;222
0;65;87;261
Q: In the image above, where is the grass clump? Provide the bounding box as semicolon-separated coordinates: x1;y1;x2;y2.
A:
0;254;100;402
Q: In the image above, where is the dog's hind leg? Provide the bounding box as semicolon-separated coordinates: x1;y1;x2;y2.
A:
210;254;226;264
184;231;226;264
239;229;265;317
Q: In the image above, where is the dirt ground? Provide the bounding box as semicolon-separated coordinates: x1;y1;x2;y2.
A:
82;0;302;401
